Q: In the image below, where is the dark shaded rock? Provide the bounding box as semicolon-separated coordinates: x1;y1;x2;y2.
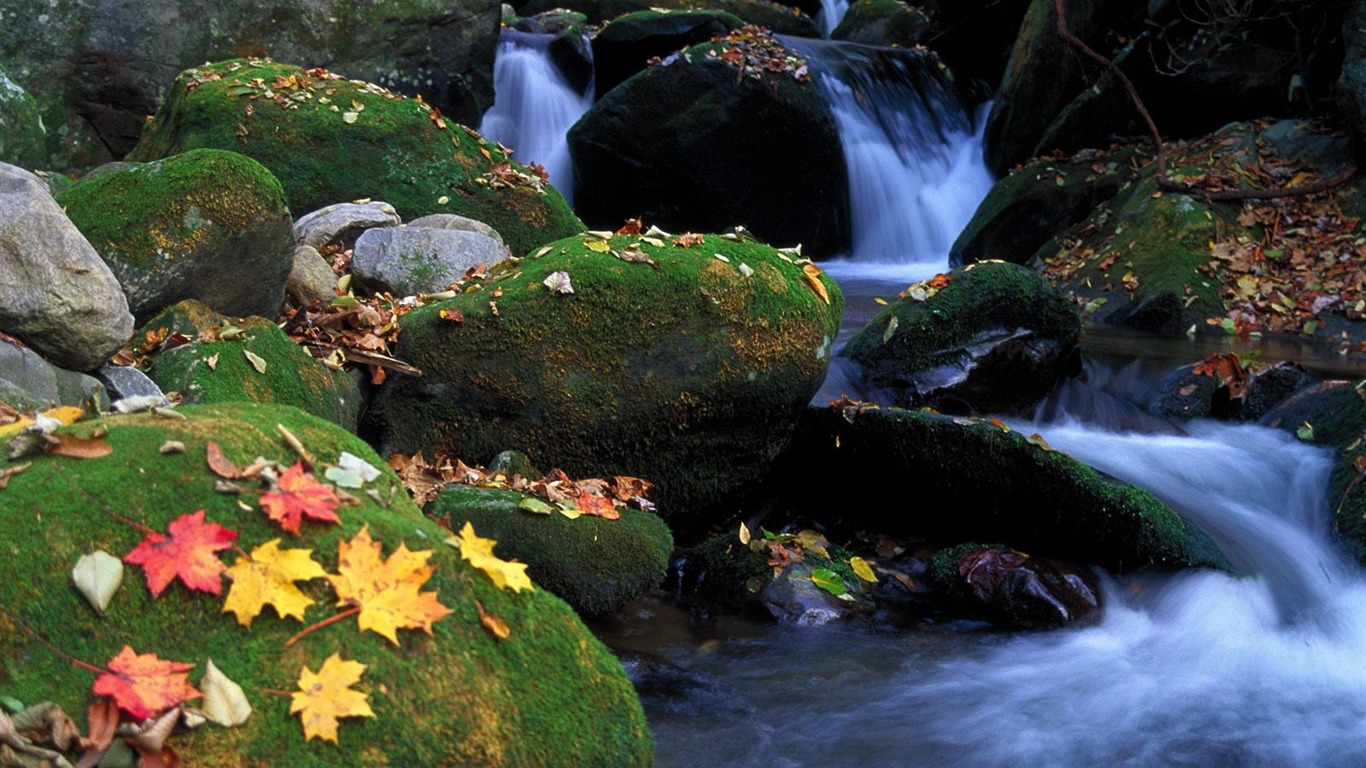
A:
57;149;294;324
128;59;581;257
429;485;673;615
514;10;594;95
370;233;843;529
570;33;848;257
592;10;747;97
352;226;510;296
517;0;820;36
1149;363;1223;420
0;339;109;411
1242;361;1313;422
928;544;1102;629
830;0;931;48
0;0;501;169
760;561;869;625
1261;379;1366;563
293;201;402;250
840;262;1081;415
0;164;134;371
1338;0;1366;156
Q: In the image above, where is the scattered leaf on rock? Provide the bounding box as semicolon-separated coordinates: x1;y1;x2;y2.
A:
72;551;124;615
199;660;251;727
259;461;341;534
849;556;878;583
543;270;574;294
123;510;238;597
222;539;327;627
447;522;534;593
327;525;453;644
474;599;511;640
802;263;830;304
289;653;374;743
93;646;201;721
810;568;846;596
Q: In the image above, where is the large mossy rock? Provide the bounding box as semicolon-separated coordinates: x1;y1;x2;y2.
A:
840;262;1081;415
127;59;581;257
769;404;1226;571
0;402;651;766
58;149;294;324
569;33;849;257
0;0;500;170
141;300;361;430
592;9;747;97
517;0;820;36
429;485;673;615
1261;380;1366;563
1338;0;1366;155
371;232;843;527
830;0;931;48
0;65;45;168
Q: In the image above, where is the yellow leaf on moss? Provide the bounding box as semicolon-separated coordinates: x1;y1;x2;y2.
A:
802;263;830;304
222;539;327;627
328;526;453;645
446;522;534;593
289;653;374;743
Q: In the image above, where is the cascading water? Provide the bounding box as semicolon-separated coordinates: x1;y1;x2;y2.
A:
815;0;849;37
479;29;593;206
782;38;994;280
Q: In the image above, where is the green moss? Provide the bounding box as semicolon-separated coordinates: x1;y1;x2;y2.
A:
519;0;818;34
0;65;46;168
0;402;650;766
143;304;360;430
374;233;843;523
601;9;747;36
127;59;582;257
428;485;673;615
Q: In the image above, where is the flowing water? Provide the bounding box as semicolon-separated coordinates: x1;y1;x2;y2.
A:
478;29;593;205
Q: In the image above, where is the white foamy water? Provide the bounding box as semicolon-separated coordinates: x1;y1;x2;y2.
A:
479;29;592;206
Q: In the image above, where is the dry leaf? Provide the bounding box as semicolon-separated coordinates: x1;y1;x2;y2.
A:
72;551;123;615
802;263;830;304
474;599;511;639
92;646;201;720
242;350;267;374
543;271;574;294
289;653;374;743
47;434;113;459
123;510;238;597
199;660;251;727
326;525;453;644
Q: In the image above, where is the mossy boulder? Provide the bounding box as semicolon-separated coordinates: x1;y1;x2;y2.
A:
517;0;820;35
0;65;45;168
569;34;849;257
767;404;1226;571
830;0;931;48
1261;380;1366;563
127;59;582;257
428;485;673;615
370;232;843;528
592;9;747;97
840;262;1081;415
57;149;294;324
142;301;361;430
0;401;651;766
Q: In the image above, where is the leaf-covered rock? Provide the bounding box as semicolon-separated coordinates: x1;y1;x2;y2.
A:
429;485;673;615
127;59;582;257
370;232;844;529
57;149;294;324
0;401;651;766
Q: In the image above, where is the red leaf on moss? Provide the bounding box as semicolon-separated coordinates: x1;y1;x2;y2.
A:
92;646;201;720
123;510;237;597
260;461;341;534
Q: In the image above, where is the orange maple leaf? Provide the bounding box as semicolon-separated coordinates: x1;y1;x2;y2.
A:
260;461;341;534
306;526;452;645
575;491;621;520
92;645;201;720
290;653;374;743
123;510;237;597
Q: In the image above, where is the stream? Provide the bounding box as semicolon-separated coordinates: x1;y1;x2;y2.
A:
482;27;1366;767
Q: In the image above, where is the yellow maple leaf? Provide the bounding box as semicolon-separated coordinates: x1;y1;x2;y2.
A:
327;525;453;645
222;539;327;627
446;522;534;593
289;653;375;743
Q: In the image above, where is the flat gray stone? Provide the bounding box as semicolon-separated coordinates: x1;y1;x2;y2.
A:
94;364;166;403
287;245;338;306
352;226;509;296
293;201;401;248
405;213;505;246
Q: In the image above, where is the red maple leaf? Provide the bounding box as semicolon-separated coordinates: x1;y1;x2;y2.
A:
92;645;201;720
123;510;237;597
260;461;341;534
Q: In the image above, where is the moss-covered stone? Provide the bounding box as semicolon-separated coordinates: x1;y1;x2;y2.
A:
841;262;1081;415
142;302;361;430
519;0;820;35
428;485;673;615
768;405;1227;571
830;0;931;48
592;9;747;96
1261;380;1366;563
57;148;294;323
371;233;843;528
0;401;651;766
127;59;582;257
0;65;45;168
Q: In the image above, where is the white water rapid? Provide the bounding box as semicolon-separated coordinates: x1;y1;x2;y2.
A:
479;29;593;206
783;38;994;282
815;0;849;37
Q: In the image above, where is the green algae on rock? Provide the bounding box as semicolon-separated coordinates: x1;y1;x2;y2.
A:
370;232;843;529
141;300;361;431
127;59;582;257
0;401;652;766
429;485;673;615
57;148;294;324
0;64;46;168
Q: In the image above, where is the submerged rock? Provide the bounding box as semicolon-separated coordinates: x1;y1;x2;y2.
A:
929;544;1102;629
370;232;843;528
0;401;652;766
840;262;1081;415
58;149;294;324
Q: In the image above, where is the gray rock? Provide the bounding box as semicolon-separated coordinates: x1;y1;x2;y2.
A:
94;364;166;403
405;213;505;246
0;338;109;411
352;226;509;296
293;201;402;249
0;65;45;168
0;163;134;371
287;245;338;306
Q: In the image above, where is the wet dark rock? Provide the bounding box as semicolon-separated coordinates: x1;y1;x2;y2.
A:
1149;363;1224;420
514;10;594;94
830;0;930;49
592;10;746;97
840;262;1081;416
760;561;869;625
929;544;1102;629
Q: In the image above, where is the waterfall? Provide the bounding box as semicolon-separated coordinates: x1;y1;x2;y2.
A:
479;29;593;206
816;0;850;37
783;38;994;277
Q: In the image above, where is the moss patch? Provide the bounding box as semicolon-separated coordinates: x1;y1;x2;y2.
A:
0;402;650;766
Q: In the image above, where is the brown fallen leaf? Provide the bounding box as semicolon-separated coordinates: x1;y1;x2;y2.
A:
205;442;245;480
48;434;114;459
802;263;830;304
475;599;511;639
0;461;31;490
